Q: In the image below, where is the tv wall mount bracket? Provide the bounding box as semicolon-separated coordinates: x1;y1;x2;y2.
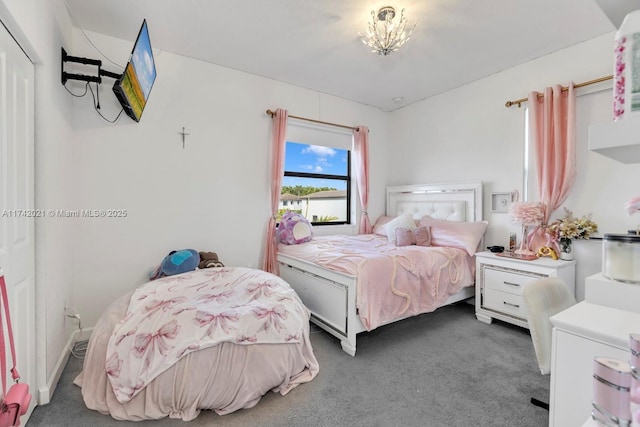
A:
61;47;122;85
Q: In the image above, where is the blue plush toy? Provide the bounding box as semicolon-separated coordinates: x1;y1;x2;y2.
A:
149;249;199;280
161;249;200;275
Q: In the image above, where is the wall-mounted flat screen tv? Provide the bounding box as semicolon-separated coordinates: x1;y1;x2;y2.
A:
112;19;156;122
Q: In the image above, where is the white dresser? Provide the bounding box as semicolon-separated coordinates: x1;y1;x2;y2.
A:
549;274;640;427
475;252;576;328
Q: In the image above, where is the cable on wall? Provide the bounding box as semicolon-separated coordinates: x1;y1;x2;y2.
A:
62;0;123;69
65;306;87;359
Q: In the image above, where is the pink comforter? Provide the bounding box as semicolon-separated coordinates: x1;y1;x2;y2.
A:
278;234;475;331
75;268;319;421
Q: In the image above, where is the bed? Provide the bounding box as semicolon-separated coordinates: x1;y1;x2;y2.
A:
277;182;485;356
74;267;319;421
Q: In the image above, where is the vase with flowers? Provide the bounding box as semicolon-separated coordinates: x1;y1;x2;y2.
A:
548;208;598;260
626;195;640;235
508;201;545;257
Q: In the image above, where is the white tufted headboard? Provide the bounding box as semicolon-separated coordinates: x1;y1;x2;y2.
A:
394;200;466;221
386;182;483;222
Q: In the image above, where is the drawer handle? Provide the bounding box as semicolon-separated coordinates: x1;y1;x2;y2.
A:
503;301;520;309
503;281;521;287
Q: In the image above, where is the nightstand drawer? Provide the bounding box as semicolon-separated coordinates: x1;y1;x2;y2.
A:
484;289;527;320
475;251;575;329
483;267;544;295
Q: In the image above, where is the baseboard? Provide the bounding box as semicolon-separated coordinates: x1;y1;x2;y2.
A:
38;326;94;405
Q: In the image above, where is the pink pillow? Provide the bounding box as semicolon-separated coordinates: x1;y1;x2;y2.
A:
395;226;431;247
383;214;416;244
396;227;416;246
414;226;431;246
419;217;488;256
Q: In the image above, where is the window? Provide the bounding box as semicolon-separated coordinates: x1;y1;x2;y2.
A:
524;107;531;200
524;106;542;202
280;125;352;226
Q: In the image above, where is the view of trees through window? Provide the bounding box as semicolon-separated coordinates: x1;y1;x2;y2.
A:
281;185;337;196
280;141;350;225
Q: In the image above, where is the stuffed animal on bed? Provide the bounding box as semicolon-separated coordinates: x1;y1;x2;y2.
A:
161;249;200;275
148;249;200;280
278;211;313;245
198;251;224;268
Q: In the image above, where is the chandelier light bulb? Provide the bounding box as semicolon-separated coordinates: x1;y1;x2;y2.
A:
359;6;416;56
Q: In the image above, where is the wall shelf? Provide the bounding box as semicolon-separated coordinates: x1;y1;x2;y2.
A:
589;117;640;163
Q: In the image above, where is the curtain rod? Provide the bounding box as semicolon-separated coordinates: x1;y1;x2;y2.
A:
265;109;357;131
504;74;613;108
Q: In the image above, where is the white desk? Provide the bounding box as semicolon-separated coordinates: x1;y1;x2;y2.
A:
549;302;640;427
584;272;640;313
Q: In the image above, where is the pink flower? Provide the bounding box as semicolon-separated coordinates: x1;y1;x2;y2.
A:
509;202;545;225
625;195;640;215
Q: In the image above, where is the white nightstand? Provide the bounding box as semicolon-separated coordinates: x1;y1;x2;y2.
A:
475;251;576;328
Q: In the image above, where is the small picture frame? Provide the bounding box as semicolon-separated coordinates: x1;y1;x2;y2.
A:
491;192;512;213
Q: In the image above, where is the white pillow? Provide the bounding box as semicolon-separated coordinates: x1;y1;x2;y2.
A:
383;214;416;244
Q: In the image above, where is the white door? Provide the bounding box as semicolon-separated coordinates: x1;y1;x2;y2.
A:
0;20;36;422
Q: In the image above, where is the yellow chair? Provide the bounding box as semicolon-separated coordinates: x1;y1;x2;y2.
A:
522;277;577;410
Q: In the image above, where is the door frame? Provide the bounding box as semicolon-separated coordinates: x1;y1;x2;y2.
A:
0;2;44;411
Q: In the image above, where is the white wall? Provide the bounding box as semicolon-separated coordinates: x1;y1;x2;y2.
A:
389;32;640;300
306;198;346;221
68;30;391;327
3;0;636;406
0;0;77;401
1;1;389;401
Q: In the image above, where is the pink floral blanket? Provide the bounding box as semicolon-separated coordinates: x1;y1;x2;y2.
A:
106;268;310;403
278;234;475;331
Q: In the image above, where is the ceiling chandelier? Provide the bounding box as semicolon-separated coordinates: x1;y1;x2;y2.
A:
359;6;416;56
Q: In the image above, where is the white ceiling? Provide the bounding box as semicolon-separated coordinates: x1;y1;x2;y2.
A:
64;0;628;112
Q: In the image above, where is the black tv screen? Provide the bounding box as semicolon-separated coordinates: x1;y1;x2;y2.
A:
112;20;156;122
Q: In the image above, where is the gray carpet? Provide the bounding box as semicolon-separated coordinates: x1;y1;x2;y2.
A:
27;302;549;427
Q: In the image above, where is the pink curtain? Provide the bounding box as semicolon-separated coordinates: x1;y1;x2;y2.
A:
353;126;371;234
527;84;576;252
262;109;288;274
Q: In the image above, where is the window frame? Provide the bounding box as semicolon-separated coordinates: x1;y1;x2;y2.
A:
282;143;352;226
